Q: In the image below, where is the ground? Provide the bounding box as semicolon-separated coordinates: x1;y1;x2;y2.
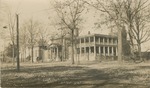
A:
1;61;150;88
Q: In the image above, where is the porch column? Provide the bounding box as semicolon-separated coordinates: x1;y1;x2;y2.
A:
54;48;55;59
103;46;105;56
56;47;59;61
84;47;86;55
57;47;59;57
108;46;110;56
110;38;112;44
103;37;105;44
107;38;109;44
99;46;101;54
116;47;118;56
112;47;114;60
89;46;91;53
50;48;52;60
112;47;114;56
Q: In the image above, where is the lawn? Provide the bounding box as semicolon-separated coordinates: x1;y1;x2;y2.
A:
1;61;150;88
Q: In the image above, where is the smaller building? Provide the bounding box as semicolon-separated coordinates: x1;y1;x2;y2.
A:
25;45;40;62
49;37;70;61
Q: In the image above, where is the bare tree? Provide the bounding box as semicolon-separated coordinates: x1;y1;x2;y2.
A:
123;0;150;61
38;26;51;62
24;19;40;63
20;24;28;62
84;0;125;62
0;3;17;64
7;10;16;65
38;26;51;45
53;0;85;64
84;0;150;62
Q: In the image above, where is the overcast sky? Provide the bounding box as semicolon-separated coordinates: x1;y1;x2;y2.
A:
0;0;150;51
1;0;109;33
2;0;49;23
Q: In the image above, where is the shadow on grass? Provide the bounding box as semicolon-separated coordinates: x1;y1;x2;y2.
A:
137;65;150;69
1;64;150;88
2;66;84;73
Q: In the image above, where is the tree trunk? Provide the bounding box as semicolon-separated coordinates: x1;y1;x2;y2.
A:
61;37;63;61
23;48;26;62
64;39;66;61
31;46;34;63
42;48;44;62
23;50;24;62
118;28;122;63
137;43;142;61
12;45;15;65
42;40;44;63
71;30;75;64
24;48;26;62
74;44;77;63
128;25;136;62
74;36;77;63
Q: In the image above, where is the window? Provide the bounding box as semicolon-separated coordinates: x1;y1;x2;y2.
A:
81;47;84;53
77;48;80;54
105;47;108;54
81;38;84;43
104;37;107;43
90;37;94;42
109;38;111;43
85;37;89;43
95;36;99;43
109;47;112;54
86;47;89;53
100;37;103;43
101;47;103;53
113;39;117;44
91;47;94;53
96;46;99;54
113;47;116;56
113;39;115;44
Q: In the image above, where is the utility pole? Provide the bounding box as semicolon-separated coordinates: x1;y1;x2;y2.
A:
16;14;20;71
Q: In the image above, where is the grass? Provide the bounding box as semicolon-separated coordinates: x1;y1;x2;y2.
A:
1;61;150;88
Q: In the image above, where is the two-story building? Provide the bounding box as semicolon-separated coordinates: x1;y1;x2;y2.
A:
76;34;118;61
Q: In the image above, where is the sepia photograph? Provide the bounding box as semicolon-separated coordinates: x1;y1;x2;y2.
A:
0;0;150;88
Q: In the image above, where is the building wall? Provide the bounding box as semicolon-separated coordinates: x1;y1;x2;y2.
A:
25;46;40;62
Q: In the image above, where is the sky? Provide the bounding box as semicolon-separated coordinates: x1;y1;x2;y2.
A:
1;0;109;33
0;0;150;51
1;0;50;23
0;0;48;50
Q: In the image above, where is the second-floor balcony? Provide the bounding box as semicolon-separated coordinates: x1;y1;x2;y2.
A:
77;36;117;46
